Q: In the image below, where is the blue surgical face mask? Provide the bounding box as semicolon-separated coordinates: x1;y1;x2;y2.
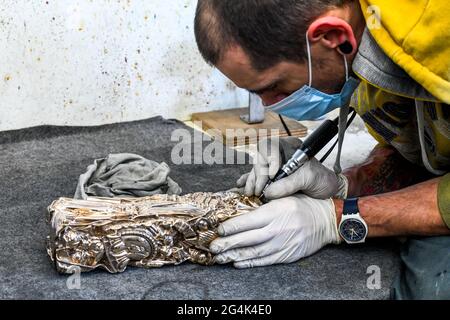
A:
267;33;360;121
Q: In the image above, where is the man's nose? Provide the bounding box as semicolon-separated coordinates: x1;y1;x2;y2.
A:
260;93;288;107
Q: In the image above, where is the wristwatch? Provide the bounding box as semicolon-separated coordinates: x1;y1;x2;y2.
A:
338;198;368;244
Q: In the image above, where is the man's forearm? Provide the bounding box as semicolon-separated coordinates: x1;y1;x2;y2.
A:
344;145;432;197
334;178;450;237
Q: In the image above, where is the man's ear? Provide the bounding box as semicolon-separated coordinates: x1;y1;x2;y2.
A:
307;17;357;56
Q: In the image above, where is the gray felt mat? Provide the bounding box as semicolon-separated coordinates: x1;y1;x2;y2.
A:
0;116;400;300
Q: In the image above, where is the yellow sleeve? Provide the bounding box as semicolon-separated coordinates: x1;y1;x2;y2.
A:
438;173;450;229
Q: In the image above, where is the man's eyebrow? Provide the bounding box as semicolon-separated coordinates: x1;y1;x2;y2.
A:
247;81;279;95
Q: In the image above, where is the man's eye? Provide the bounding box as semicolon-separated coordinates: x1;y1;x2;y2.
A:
249;83;279;95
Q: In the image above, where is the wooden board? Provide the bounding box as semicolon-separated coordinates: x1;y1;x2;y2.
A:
191;108;308;146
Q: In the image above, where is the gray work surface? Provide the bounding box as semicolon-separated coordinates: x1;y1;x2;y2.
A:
0;116;400;300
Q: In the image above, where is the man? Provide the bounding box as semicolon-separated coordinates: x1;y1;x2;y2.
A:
194;0;450;299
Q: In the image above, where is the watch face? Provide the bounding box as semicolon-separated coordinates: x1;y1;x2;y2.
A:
339;218;367;242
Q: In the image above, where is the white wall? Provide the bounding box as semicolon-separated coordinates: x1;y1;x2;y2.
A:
0;0;248;131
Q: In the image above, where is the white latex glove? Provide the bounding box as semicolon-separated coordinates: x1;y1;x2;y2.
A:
236;137;348;200
210;194;342;269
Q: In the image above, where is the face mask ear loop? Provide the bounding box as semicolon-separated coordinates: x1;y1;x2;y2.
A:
305;32;313;87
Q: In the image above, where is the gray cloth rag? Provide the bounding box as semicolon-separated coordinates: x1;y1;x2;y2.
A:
74;153;182;200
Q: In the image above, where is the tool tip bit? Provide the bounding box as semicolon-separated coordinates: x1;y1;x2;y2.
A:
258;193;268;204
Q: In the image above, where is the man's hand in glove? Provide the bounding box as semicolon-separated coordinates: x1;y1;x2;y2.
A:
209;194;342;268
237;137;348;200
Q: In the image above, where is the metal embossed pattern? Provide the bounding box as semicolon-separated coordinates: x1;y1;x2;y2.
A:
46;192;261;274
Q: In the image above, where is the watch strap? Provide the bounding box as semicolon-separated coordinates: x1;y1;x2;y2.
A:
343;198;359;215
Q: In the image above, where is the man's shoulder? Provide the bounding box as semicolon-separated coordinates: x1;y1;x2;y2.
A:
352;29;438;102
351;81;450;170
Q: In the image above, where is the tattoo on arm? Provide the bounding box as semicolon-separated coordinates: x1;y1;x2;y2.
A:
345;145;434;197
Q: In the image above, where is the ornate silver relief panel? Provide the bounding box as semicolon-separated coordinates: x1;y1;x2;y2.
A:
46;192;261;274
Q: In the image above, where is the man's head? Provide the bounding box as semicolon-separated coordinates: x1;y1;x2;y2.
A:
194;0;365;106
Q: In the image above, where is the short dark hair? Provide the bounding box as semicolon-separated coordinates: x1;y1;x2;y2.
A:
194;0;353;71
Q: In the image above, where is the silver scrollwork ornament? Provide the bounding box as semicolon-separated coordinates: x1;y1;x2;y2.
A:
47;192;261;274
